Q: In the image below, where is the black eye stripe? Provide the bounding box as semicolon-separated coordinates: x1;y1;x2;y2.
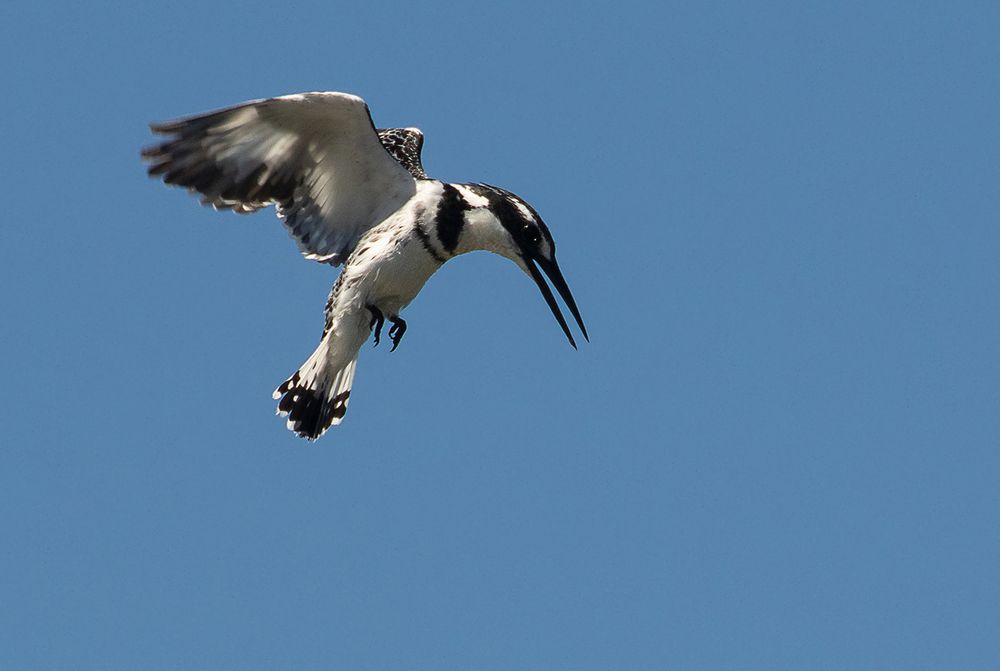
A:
464;183;552;248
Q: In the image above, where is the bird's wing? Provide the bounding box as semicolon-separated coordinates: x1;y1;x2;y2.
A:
142;92;417;265
376;128;428;179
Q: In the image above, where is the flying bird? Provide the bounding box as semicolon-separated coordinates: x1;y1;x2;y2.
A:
142;92;587;440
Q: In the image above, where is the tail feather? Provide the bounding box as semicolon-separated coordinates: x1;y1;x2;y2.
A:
273;353;358;441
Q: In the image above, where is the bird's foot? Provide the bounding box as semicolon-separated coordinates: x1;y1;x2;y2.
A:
388;316;407;352
367;305;385;346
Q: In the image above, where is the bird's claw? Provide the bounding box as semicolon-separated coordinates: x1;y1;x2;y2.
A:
388;316;407;352
367;305;384;346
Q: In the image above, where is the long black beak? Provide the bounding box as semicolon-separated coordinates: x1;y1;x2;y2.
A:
525;255;589;349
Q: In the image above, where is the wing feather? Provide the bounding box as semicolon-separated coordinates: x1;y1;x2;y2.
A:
376;128;427;179
142;92;417;265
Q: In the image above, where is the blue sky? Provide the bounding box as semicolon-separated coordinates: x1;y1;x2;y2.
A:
2;0;999;668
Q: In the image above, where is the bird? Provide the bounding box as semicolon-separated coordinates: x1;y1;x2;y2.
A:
141;92;587;440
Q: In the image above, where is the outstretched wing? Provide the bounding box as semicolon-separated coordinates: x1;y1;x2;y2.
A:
142;92;417;265
376;128;428;179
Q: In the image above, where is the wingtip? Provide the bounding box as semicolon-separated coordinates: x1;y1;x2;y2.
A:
148;120;173;134
139;144;159;159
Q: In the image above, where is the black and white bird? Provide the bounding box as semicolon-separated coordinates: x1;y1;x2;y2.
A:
142;92;587;440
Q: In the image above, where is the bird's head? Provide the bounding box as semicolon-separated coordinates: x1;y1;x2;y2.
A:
470;185;589;349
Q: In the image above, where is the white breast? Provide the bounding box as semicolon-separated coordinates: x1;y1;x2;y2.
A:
368;232;443;315
336;181;448;316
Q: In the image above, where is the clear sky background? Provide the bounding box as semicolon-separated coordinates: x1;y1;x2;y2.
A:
2;1;999;668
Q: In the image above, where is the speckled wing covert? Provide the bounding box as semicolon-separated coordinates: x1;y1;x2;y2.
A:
142;92;418;265
376;128;427;179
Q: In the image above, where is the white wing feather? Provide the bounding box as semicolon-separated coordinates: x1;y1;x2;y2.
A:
142;92;417;265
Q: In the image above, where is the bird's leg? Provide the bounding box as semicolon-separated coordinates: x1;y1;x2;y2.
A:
367;305;385;347
388;315;407;352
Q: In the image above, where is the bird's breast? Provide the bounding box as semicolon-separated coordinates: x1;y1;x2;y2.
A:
360;229;444;315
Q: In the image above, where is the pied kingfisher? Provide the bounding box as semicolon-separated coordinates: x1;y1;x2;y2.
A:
142;92;587;440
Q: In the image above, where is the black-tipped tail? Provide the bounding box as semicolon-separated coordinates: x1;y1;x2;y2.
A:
273;358;357;441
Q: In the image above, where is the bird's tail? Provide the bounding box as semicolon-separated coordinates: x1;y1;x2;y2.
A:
273;340;358;441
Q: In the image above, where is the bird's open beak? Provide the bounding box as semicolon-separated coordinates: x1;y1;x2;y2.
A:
525;255;589;349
